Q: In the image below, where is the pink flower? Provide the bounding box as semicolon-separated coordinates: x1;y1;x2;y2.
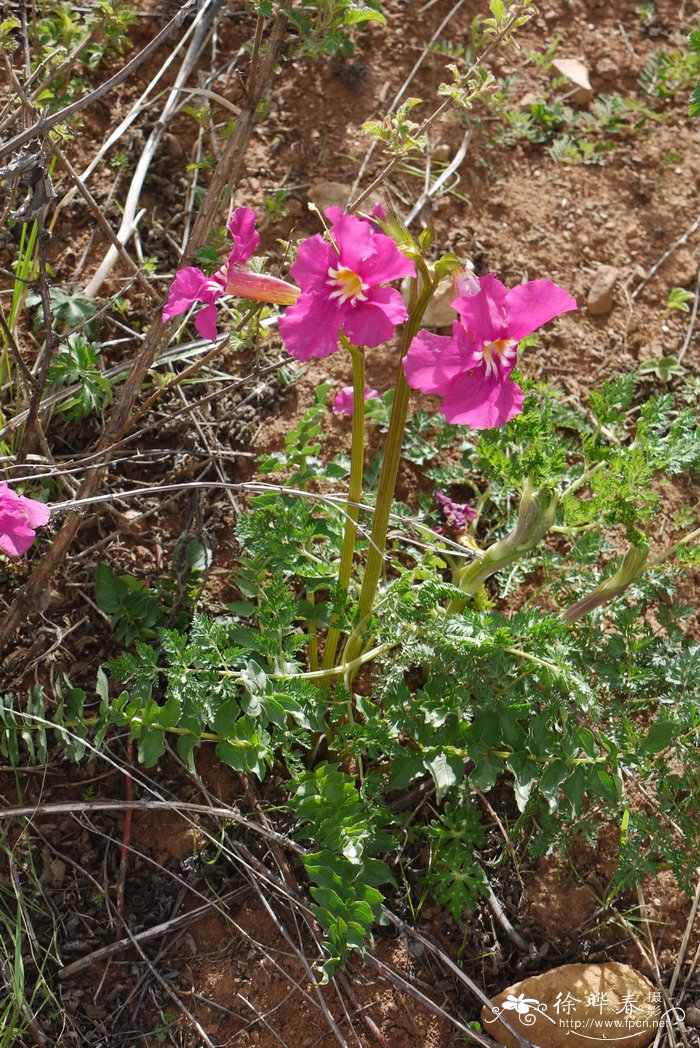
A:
404;274;577;429
162;267;225;341
368;202;387;232
332;385;380;416
278;208;416;362
162;208;298;341
0;483;50;557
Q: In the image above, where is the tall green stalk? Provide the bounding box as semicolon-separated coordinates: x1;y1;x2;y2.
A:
322;342;366;671
340;276;435;672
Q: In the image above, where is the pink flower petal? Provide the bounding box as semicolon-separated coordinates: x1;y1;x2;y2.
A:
504;279;577;342
324;206;345;226
290;235;337;293
404;324;483;395
357;231;416;284
278;292;344;361
162;267;216;321
341;287;407;348
194;302;220;342
0;483;50;557
329;211;376;271
226;207;260;266
440;369;524;429
451;273;509;342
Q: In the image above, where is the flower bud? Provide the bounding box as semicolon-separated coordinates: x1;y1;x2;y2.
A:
452;262;479;299
225;267;299;306
457;480;557;597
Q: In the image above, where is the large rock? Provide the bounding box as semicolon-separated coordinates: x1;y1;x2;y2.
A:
587;264;619;315
481;962;659;1048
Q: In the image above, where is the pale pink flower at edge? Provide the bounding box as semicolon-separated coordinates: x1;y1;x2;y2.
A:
162;208;298;342
0;482;50;557
404;274;577;430
332;385;380;416
278;207;416;362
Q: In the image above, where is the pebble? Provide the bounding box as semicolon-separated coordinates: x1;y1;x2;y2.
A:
482;962;659;1048
596;56;618;81
308;180;353;211
421;281;457;328
587;264;620;315
308;180;383;214
685;1006;700;1028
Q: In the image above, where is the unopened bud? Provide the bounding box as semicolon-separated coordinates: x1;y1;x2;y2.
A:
452;262;478;298
225;267;299;306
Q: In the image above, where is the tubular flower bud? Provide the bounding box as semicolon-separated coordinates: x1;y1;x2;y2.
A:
225;268;299;305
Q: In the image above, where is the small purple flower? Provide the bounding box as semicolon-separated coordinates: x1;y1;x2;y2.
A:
332;385;380;416
435;490;476;542
0;483;50;557
404;274;577;430
162;208;298;341
368;202;387;232
278;208;416;362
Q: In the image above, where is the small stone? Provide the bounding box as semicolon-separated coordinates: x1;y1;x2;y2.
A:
596;56;618;81
520;91;539;107
308;181;384;215
552;58;593;104
49;589;65;608
308;181;351;211
432;143;450;161
587;264;620;315
481;962;659;1048
421;281;457;328
685;1006;700;1028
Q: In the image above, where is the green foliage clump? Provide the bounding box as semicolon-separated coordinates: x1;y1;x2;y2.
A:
47;333;113;420
285;0;385;59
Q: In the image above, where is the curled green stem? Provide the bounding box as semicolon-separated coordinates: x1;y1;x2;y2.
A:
447;479;558;613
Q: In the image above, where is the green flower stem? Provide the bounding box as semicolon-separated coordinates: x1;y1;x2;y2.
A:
561;542;649;625
306;586;318;672
341;277;436;673
562;523;700;626
447;479;558;614
322;342;366;671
